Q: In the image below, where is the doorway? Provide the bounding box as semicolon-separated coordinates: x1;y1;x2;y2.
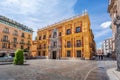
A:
76;50;81;57
52;51;56;59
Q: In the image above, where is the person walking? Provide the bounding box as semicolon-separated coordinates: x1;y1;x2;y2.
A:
101;52;104;60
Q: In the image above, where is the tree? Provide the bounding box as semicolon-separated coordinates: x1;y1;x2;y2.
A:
13;49;24;65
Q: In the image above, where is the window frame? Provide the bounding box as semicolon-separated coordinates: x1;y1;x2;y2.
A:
66;29;71;35
76;26;81;33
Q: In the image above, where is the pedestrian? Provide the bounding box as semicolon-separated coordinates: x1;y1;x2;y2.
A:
98;55;101;60
98;54;101;60
101;53;104;60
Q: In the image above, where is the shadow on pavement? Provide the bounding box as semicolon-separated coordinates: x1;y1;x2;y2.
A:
86;67;110;80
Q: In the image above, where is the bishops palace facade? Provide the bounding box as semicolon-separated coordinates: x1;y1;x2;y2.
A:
34;13;96;60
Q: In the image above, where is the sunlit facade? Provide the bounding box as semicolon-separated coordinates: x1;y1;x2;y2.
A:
0;15;33;57
37;13;96;59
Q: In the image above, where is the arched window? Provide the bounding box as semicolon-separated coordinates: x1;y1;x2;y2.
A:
3;35;8;41
13;30;18;36
3;28;9;33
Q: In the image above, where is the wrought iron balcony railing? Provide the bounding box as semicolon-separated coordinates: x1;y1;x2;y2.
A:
26;43;31;46
13;33;18;36
20;42;25;44
11;41;18;44
1;39;9;42
2;31;9;34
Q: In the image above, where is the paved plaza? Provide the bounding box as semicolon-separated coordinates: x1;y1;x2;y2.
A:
0;59;116;80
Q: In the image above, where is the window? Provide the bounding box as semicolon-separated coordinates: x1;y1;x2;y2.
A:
59;32;61;36
38;45;41;49
3;28;9;34
67;41;71;48
28;35;30;39
39;36;41;40
13;30;18;36
38;51;41;56
27;41;31;45
39;45;41;49
76;27;81;33
76;50;81;57
21;33;25;37
21;46;24;49
28;47;30;50
49;35;51;38
2;43;7;48
43;35;46;39
8;43;10;48
13;44;16;48
76;40;81;47
66;29;71;35
2;35;8;41
13;37;17;43
43;51;46;56
53;32;57;38
67;51;71;57
20;39;24;44
53;42;57;47
44;44;46;49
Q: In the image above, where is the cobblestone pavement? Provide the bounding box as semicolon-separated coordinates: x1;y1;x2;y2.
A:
0;59;116;80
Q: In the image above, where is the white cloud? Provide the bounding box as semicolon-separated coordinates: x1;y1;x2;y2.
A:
95;29;111;38
0;0;77;40
100;21;111;29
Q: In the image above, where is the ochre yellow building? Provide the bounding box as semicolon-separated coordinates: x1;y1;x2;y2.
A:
31;41;37;57
37;13;96;59
0;15;33;57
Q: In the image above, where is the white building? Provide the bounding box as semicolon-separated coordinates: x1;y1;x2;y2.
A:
102;38;113;56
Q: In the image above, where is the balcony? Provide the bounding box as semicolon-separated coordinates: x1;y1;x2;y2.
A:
2;31;9;34
49;46;61;49
1;39;9;42
11;41;18;44
65;45;72;48
20;42;25;45
13;33;18;36
26;43;31;46
75;44;81;47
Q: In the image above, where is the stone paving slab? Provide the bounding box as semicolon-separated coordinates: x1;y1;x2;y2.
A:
107;68;120;80
0;59;117;80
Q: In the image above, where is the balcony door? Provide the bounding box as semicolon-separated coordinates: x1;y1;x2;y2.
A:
52;51;56;59
76;50;81;57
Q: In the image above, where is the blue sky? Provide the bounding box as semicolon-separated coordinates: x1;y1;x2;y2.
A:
0;0;112;48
